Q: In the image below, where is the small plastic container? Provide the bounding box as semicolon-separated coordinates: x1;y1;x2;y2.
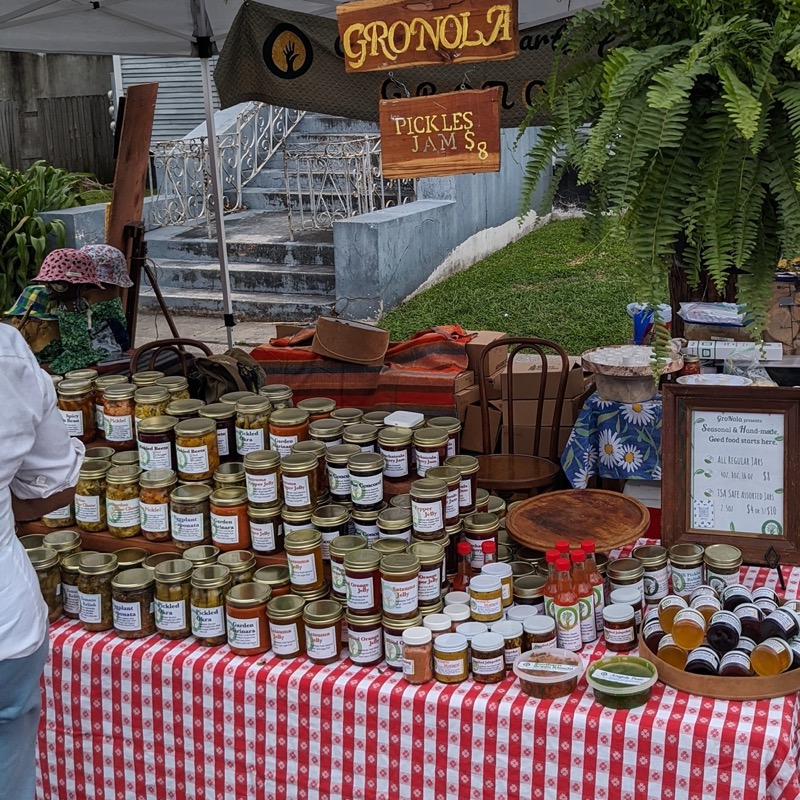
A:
512;648;583;699
585;656;658;709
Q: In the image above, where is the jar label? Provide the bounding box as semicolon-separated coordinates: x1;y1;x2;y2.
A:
286;552;318;586
687;648;719;670
251;521;278;552
79;591;103;624
544;595;554;619
104;414;133;442
418;569;442;602
504;645;521;666
671;565;703;596
517;660;573;673
75;494;101;523
176;444;210;475
155;599;186;631
415;450;440;477
94;403;104;431
44;504;72;521
216;428;230;457
592;585;605;632
720;650;750;671
138;441;172;471
63;583;80;615
270;622;299;655
380;447;409;478
211;513;240;546
327;465;351;496
642;619;663;638
555;602;582;651
306;625;338;659
283;475;311;507
469;594;502;619
59;409;84;437
434;656;466;677
761;638;789;655
227;616;261;650
472;654;504;675
283;520;311;535
107;497;140;528
237;427;265;455
458;479;473;509
402;658;415;676
346;575;375;610
141;502;169;534
381;576;418;614
331;561;347;594
412;500;444;534
465;535;486;569
674;608;705;627
349;628;383;663
604;624;635;645
171;511;205;542
353;523;379;546
191;604;225;637
643;566;669;601
707;568;739;594
499;578;512;603
765;608;797;636
246;472;279;504
350;472;383;506
446;438;456;458
383;631;404;667
269;432;298;457
445;488;459;521
359;444;376;454
592;668;649;686
578;595;596;642
112;599;142;632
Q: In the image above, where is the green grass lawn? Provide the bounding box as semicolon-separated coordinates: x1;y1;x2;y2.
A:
381;217;646;355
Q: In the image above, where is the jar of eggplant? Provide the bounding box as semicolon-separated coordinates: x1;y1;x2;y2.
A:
154;559;193;639
78;552;118;632
111;568;156;639
170;484;212;549
190;564;231;646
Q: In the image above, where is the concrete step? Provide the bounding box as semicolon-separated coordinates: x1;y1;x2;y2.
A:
139;286;335;322
145;259;335;295
293;114;379;136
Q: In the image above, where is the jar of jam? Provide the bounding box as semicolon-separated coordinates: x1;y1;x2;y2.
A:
523;615;557;651
293;440;329;500
761;607;800;640
326;444;361;503
282;506;313;536
175;419;219;482
602;603;636;652
77;552;118;632
445;521;461;576
378;426;413;481
631;544;669;603
183;545;220;570
111;568;156;639
348;452;385;511
93;376;127;432
131;370;164;388
331;407;362;427
280;453;318;511
226;582;271;655
383;613;423;670
703;544;742;593
105;465;141;538
308;418;344;449
377;507;413;543
134;386;170;430
284;528;324;590
170;484;212;549
752;637;793;675
260;383;293;410
311;504;351;561
425;466;461;527
346;611;384;666
209;487;251;551
462;512;499;569
190;564;231;646
719;650;753;677
165;398;206;422
351;504;384;546
685;645;721;675
156;376;190;402
240;450;280;509
668;543;705;598
137;415;178;472
343;423;379;454
57;378;96;443
433;632;469;683
380;553;420;620
344;550;382;615
154;558;193;640
408;542;445;608
610;587;644;633
254;565;292;597
299;397;337;423
234;396;271;456
330;535;368;599
468;574;503;623
486;495;506;521
362;411;388;428
642;612;666;653
678;354;701;377
413;427;448;477
410;478;447;541
428;416;461;457
607;557;645;604
513;575;546;613
720;585;752;612
470;632;506;684
245;505;282;555
198;403;238;464
267;594;306;659
60;552;83;620
102;384;136;445
269;408;310;456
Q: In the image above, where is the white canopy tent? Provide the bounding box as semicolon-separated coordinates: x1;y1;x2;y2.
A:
0;0;599;347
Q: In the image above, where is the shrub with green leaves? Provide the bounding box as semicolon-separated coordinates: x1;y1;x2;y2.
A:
0;160;85;312
520;0;800;342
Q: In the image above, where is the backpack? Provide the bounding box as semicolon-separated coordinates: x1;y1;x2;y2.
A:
191;347;268;403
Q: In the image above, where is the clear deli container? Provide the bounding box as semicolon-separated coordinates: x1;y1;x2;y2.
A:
512;647;583;699
585;655;658;709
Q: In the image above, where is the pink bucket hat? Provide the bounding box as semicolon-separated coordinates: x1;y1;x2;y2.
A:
35;248;103;286
80;244;134;288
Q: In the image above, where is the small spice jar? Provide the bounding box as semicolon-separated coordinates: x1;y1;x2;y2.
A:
668;543;705;598
344;550;382;615
443;603;471;631
60;551;84;620
226;582;271;655
523;616;557;651
462;512;499;570
311;504;351;561
102;384;136;446
111;568;156;639
410;478;447;540
260;383;293;409
293;440;329;500
402;627;434;684
75;460;110;532
606;557;645;604
134;386;170;430
105;465;141;538
267;594;306;658
282;506;313;535
351;504;384;545
247;505;284;555
378;426;413;481
190;564;231;646
284;528;324;590
303;600;343;664
217;550;256;587
380;553;421;620
468;574;504;623
346;612;384;666
631;544;669;603
603;603;636;652
299;397;338;423
308;418;344;450
131;370;164;388
330;535;368;599
343;423;379;453
383;613;423;670
281;453;318;512
137;415;178;472
209;487;251;551
169;483;212;548
77;552;118;632
433;632;469;683
28;547;63;622
704;544;742;594
491;619;525;667
413;427;448;477
482;562;513;609
408;542;445;608
154;558;193;640
235;396;271;456
425;466;461;527
165;398;206;422
93;375;127;432
470;632;506;684
198;403;238;464
175;418;219;482
268;408;310;456
326;444;361;503
57;378;96;443
254;565;292;597
155;375;190;401
377;507;413;543
348;452;385;511
331;407;363;427
214;462;246;490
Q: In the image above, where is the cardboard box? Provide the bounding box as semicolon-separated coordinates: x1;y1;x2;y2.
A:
501;424;573;458
454;370;475;393
465;331;508;377
461;401;501;454
498;392;589;429
492;356;586;400
455;385;481;421
683;340;783;361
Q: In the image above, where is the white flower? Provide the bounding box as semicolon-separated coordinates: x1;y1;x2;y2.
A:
621;402;656;426
584;445;598;469
651;464;662;480
620;444;643;473
572;466;591;489
593;398;614;409
598;430;623;466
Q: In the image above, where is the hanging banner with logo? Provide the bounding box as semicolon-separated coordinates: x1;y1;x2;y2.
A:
215;2;614;127
335;0;519;73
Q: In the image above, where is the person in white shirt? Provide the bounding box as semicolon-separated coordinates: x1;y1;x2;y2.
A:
0;323;83;800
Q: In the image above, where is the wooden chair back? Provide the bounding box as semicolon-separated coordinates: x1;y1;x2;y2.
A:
129;337;213;376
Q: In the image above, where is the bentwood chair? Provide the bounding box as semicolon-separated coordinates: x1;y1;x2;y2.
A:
476;336;571;496
129;337;213;377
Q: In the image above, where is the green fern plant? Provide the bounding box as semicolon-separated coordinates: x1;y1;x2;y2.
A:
519;0;800;348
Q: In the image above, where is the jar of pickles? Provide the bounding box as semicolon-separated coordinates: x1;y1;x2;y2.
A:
226;583;271;656
217;550;256;587
304;600;344;665
410;478;447;541
106;465;142;538
248;504;284;555
326;444;360;503
378;426;413;481
198;403;238;464
428;416;461;457
94;376;128;432
267;594;306;658
170;484;212;549
269;408;310;456
134;386;170;429
260;383;293;410
154;558;193;639
308;418;344;448
156;376;190;402
299;397;337;423
75;459;110;532
281;453;318;511
191;564;231;646
102;384;136;445
284;529;324;590
28;547;63;622
139;468;178;539
57;378;96;443
78;552;118;632
209;487;251;551
165;398;205;422
343;423;379;453
425;466;460;527
413;428;448;477
111;568;156;639
137;415;178;472
235;396;271;456
41;529;81;559
184;545;221;569
348;452;385;511
311;504;351;561
175;418;219;482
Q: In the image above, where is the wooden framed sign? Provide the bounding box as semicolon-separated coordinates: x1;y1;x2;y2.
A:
336;0;519;73
379;88;501;178
662;384;800;565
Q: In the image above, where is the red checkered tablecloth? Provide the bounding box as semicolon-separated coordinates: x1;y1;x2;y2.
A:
37;565;800;800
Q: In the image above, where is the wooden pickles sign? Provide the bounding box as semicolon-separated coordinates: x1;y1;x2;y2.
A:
379;88;501;178
336;0;519;73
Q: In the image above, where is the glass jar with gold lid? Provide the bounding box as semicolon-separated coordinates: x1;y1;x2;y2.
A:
311;503;351;561
28;546;63;622
329;534;368;599
226;582;271;656
111;568;156;639
704;544;742;594
343;423;379;454
175;418;219;482
214;461;247;490
78;552;118;632
348;452;385;512
462;512;500;569
331;407;363;427
248;504;284;555
363;410;390;428
308;418;344;448
65;367;98;382
209;487;251;551
254;564;292;597
155;376;190;401
378;426;413;482
304;599;343;665
134;386;170;429
190;564;231;646
131;370;165;388
299;397;337;423
106;465;142;538
42;529;81;560
267;594;306;658
137;415;178;472
425;466;461;528
260;383;293;410
281;452;318;511
380;553;421;620
154;558;193;639
410;478;448;540
445;455;480;514
377;507;413;543
75;459;110;532
282;506;313;535
57;378;96;443
427;416;462;458
102;384;136;445
235;396;271;456
139;468;176;542
199;403;238;464
170;484;212;549
94;375;128;432
269;408;310;456
284;528;324;590
41;501;75;529
165;398;205;422
219;390;256;407
413;428;449;477
60;551;85;620
217;549;256;587
293;440;329;500
326;444;360;503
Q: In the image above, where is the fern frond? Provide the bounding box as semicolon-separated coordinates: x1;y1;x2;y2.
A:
518;126;561;217
776;83;800;188
717;61;762;139
786;43;800;70
764;122;800;257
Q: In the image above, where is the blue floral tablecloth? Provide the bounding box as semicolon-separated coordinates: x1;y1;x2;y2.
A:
561;392;662;488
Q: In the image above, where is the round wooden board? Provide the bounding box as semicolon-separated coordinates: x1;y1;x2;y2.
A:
504;489;650;554
638;635;800;701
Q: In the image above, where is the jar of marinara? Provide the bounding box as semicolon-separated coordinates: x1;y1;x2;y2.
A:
243;449;282;508
462;512;500;569
260;383;293;410
226;582;271;655
57;378;96;443
292;440;329;500
348;452;385;511
102;384;136;445
284;528;324;590
377;507;413;543
344;550;382;616
134;386;170;430
298;397;337;423
280;452;318;511
413;428;448;477
234;396;270;456
175;418;219;482
346;612;384;666
131;370;164;388
410;478;448;540
198;403;237;464
105;465;142;539
170;484;212;549
444;455;480;515
165;398;206;422
267;594;306;659
217;549;256;587
380;553;420;620
331;408;362;427
209;487;251;551
308;418;344;448
425;466;460;527
269;408;310;456
248;504;284;555
252;565;290;598
214;462;246;490
156;375;190;402
407;541;445;608
427;416;462;458
311;504;351;561
329;535;368;600
326;444;360;503
378;426;413;482
94;376;127;432
137;415;178;472
343;423;379;453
